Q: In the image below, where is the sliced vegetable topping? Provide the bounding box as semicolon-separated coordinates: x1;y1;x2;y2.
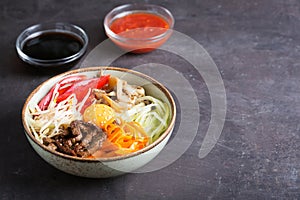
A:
103;118;149;153
56;75;110;103
121;96;170;143
38;75;87;110
28;72;171;158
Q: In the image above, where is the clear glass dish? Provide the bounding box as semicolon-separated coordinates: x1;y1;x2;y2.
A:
104;4;174;53
16;22;88;68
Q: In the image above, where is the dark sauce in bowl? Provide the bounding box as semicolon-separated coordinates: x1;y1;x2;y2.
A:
22;32;83;60
16;22;88;68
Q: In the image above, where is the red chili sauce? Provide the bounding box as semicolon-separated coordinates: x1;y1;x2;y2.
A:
109;12;171;53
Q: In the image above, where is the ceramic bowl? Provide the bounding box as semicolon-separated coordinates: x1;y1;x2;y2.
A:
22;67;176;178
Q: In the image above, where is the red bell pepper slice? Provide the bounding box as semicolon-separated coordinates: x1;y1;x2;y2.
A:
38;85;56;111
38;75;87;110
56;75;87;95
59;75;87;86
56;75;110;104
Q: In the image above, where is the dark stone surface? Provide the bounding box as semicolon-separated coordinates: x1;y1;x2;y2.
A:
0;0;299;199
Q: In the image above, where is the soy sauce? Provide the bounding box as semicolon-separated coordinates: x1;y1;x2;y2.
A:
22;32;83;60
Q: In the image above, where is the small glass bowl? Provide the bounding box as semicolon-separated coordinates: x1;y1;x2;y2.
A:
104;4;174;53
16;22;88;68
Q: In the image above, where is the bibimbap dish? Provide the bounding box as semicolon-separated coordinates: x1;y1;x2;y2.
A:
22;67;176;178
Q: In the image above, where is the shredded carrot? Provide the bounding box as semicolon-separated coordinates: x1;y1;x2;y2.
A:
102;117;149;154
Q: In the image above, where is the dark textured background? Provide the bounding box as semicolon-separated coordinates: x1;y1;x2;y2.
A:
0;0;299;199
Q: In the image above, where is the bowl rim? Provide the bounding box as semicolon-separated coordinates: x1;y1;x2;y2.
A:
22;66;176;162
16;22;89;67
104;3;175;43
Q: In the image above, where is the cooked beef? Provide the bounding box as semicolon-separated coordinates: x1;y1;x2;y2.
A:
43;137;57;151
43;120;107;157
43;137;54;146
58;128;70;136
55;139;77;156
